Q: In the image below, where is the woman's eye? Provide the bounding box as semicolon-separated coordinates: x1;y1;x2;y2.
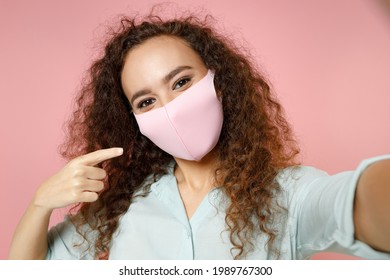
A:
137;98;155;108
173;77;191;90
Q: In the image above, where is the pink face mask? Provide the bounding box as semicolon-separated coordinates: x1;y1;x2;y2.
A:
133;70;223;161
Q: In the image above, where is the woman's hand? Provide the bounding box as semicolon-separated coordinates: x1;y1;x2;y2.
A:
33;147;123;211
8;147;123;259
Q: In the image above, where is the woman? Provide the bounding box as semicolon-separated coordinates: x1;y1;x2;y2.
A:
8;13;390;260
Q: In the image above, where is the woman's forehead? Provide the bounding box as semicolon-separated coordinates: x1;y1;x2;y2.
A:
121;36;205;91
128;36;201;66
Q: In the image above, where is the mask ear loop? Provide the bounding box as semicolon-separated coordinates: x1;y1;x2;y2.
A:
209;70;223;102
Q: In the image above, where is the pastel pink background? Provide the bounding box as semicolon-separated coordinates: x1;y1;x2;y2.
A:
1;0;389;260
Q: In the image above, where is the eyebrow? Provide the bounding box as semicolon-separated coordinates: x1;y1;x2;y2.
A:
130;65;193;105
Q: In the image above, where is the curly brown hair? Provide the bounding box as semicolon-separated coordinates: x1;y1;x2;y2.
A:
60;13;299;260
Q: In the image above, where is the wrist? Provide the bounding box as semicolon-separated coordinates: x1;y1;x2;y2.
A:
30;197;54;216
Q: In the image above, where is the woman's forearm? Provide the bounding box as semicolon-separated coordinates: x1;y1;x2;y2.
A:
8;201;52;259
354;159;390;252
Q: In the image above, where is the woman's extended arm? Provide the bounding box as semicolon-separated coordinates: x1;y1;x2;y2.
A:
354;159;390;252
8;148;123;259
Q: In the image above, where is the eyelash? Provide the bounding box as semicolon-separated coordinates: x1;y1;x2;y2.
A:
173;77;191;90
137;98;155;109
135;76;192;109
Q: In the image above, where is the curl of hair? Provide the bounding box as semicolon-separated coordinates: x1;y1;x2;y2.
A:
60;12;300;260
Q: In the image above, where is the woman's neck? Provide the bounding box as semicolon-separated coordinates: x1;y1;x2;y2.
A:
173;150;220;219
173;149;220;194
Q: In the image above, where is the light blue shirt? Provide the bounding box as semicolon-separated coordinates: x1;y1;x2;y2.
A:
46;155;390;260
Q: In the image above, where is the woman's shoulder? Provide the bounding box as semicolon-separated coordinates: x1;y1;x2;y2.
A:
46;215;96;259
273;165;334;208
276;165;329;189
